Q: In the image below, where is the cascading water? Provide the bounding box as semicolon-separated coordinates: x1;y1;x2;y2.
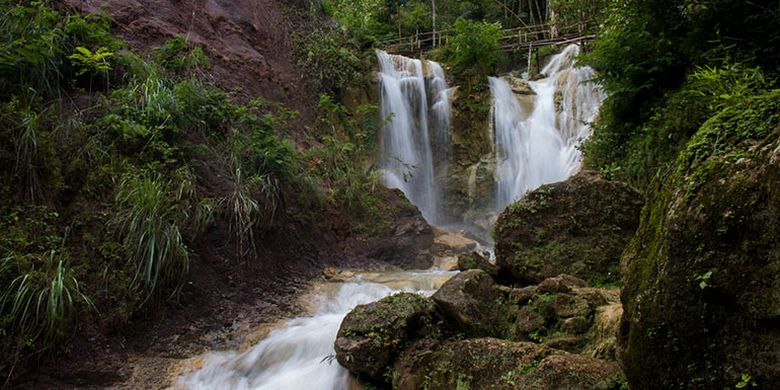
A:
491;44;605;211
177;270;455;390
176;45;604;390
376;50;452;224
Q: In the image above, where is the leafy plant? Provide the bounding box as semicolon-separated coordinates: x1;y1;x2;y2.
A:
68;46;113;91
112;170;196;305
0;250;93;352
293;28;362;95
445;18;504;74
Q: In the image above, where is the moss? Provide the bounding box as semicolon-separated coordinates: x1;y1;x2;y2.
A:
620;90;780;388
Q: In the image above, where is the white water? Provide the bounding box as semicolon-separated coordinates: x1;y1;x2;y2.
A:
178;45;604;390
177;270;455;390
491;44;605;210
377;50;452;224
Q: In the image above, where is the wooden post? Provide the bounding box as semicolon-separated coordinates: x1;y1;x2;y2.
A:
527;42;533;74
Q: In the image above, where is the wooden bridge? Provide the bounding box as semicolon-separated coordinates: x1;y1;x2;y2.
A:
379;21;595;57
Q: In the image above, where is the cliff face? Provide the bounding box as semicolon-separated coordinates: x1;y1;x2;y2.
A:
63;0;318;119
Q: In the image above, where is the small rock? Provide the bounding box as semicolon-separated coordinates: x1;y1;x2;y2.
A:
561;316;591;334
537;274;588;294
431;269;502;337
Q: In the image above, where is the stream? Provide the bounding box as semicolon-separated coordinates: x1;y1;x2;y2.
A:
176;43;603;389
176;269;456;389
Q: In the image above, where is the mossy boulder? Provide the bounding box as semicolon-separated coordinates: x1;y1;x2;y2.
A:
334;293;439;382
431;269;504;337
457;250;499;279
495;170;642;285
619;91;780;388
393;338;625;390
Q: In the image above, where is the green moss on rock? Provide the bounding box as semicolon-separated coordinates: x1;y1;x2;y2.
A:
494;171;643;285
334;293;439;383
619;90;780;389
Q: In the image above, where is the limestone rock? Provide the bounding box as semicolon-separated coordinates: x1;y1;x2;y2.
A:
495;170;642;285
456;250;499;279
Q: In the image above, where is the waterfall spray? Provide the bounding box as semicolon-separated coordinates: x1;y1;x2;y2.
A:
491;44;605;211
376;50;452;224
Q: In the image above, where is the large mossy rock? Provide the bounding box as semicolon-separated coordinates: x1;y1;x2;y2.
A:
495;170;642;285
393;338;625;390
431;269;504;337
620;91;780;388
334;293;439;382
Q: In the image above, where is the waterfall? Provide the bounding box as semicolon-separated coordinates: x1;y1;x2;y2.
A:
491;44;605;211
376;50;452;224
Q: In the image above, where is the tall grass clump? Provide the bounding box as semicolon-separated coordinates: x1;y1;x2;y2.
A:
112;170;200;305
0;250;92;358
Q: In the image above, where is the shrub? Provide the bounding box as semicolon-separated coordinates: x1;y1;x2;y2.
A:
0;1;122;96
154;35;209;77
293;28;362;95
445;18;504;74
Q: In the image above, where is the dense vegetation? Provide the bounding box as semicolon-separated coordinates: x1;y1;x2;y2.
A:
581;0;780;189
0;0;393;375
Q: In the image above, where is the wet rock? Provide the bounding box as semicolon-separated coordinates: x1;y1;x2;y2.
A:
393;338;625;389
335;293;438;382
537;274;588;294
507;285;537;306
620;92;780;388
495;170;642;285
504;75;535;95
543;335;587;353
322;268;355;282
431;269;503;337
366;189;435;269
585;303;621;360
456;251;499;278
431;231;478;256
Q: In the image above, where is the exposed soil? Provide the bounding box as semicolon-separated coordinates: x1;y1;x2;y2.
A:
62;0;321;124
5;1;430;388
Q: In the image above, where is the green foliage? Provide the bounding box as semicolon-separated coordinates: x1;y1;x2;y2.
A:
0;1;122;96
550;0;606;32
0;248;92;358
393;2;431;36
306;95;385;224
583;0;780;189
323;0;391;43
735;373;757;388
112;169;200;305
584;62;774;189
294;28;362;95
445;18;504;74
154;35;209;76
68;46;113;76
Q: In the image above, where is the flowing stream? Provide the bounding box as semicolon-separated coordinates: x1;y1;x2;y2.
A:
177;270;455;389
177;44;603;390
